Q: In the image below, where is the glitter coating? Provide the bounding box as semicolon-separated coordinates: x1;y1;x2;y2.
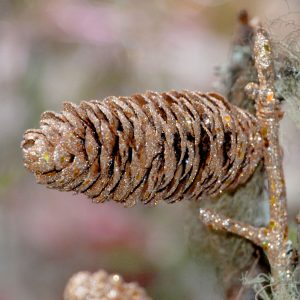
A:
21;91;263;206
199;28;291;285
64;270;152;300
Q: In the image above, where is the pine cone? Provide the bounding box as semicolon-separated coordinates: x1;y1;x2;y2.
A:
21;90;263;206
64;270;152;300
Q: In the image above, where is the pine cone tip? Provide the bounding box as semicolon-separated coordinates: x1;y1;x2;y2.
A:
22;129;56;175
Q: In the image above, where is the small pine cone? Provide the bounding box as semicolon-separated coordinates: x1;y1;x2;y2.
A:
21;90;263;206
64;270;152;300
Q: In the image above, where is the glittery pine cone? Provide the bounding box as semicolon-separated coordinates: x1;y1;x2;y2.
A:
21;90;263;206
64;270;152;300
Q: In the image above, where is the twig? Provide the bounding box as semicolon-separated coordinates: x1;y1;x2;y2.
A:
199;27;292;287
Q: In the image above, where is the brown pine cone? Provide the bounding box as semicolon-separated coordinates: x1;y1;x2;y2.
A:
64;270;152;300
21;90;263;206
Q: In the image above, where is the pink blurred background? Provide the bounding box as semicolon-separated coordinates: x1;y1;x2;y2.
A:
1;1;300;299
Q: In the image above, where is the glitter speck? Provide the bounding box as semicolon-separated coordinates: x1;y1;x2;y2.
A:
224;115;231;125
267;91;274;102
43;152;50;162
262;241;269;250
269;219;276;230
112;274;120;282
263;43;270;52
107;289;118;298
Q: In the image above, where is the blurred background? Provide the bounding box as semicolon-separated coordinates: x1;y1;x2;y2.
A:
1;0;300;299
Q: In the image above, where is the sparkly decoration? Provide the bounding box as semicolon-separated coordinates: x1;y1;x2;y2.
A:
64;270;152;300
199;208;262;246
199;27;292;287
21;91;262;206
193;12;266;297
20;11;293;296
